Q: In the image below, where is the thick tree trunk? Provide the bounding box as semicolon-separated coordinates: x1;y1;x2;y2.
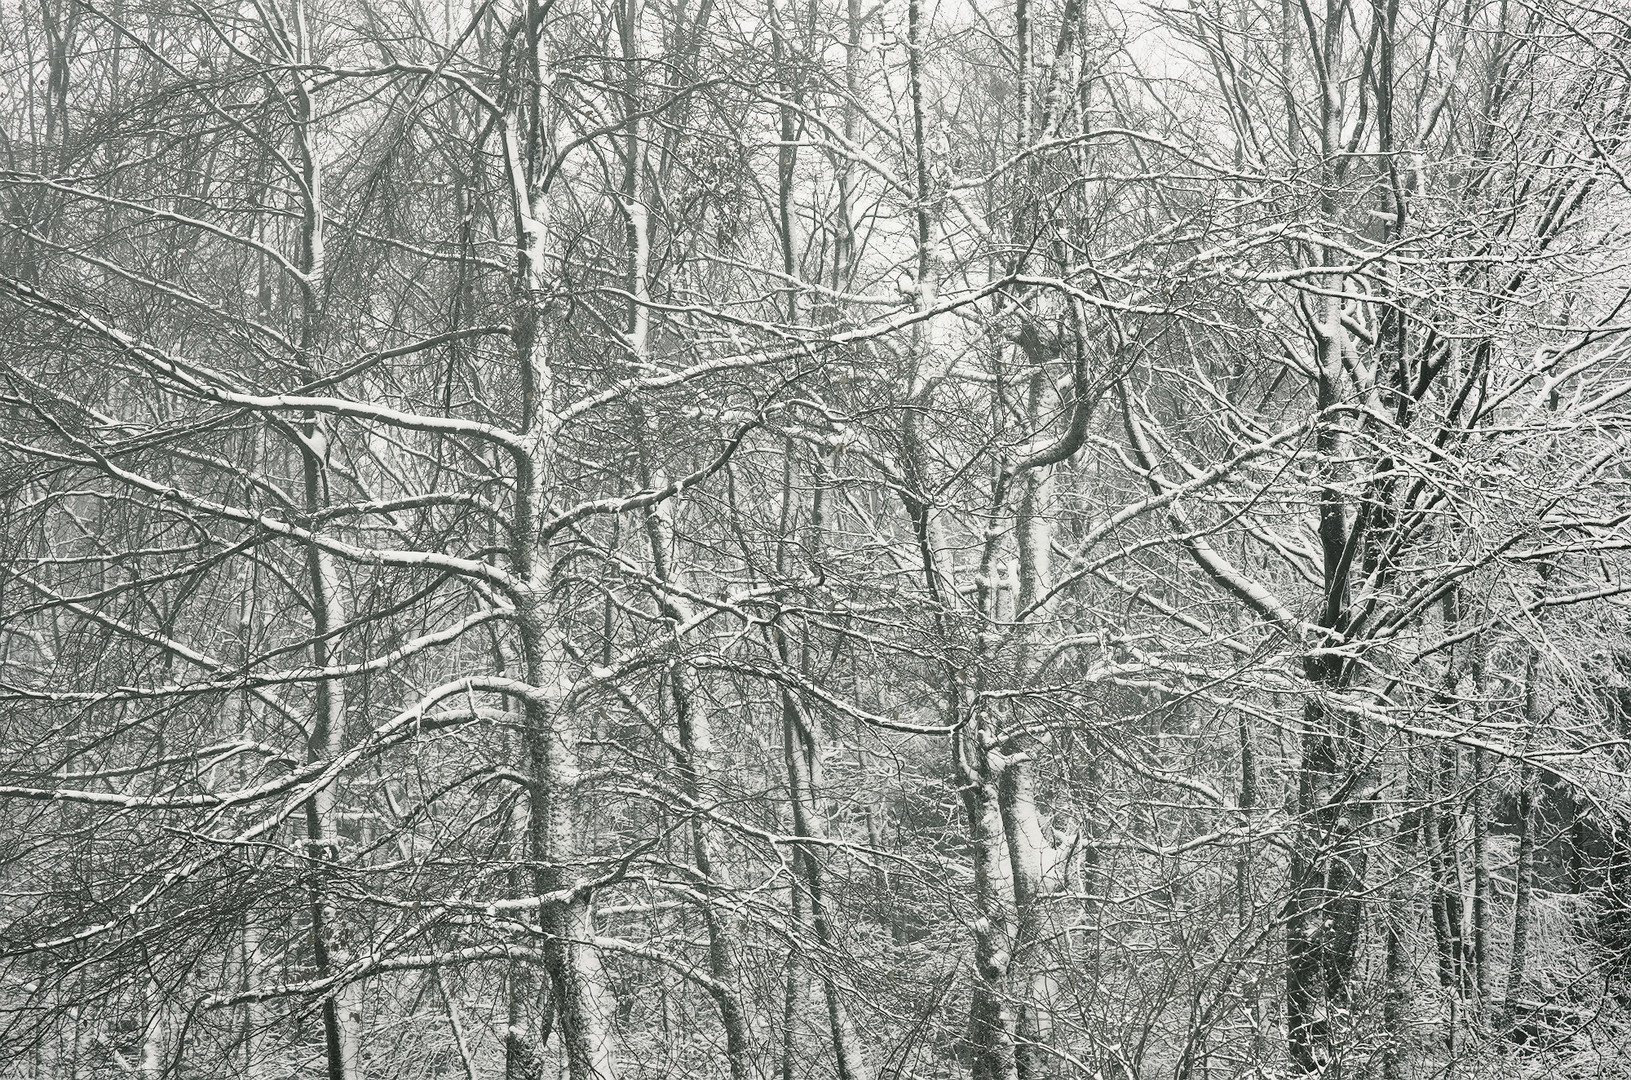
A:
515;596;618;1080
501;7;621;1071
1424;746;1470;996
1285;711;1333;1075
958;723;1020;1080
504;791;552;1080
998;751;1052;1080
1287;693;1371;1075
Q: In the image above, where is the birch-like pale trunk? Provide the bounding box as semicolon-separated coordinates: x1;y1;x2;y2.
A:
957;718;1021;1080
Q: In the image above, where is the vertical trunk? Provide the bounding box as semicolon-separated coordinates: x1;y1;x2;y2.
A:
640;441;752;1061
503;4;619;1075
1471;746;1492;1009
639;458;752;1080
1504;763;1538;1040
1421;774;1458;992
517;615;618;1079
285;6;363;1074
241;923;267;1080
513;580;616;1080
864;805;906;945
1237;710;1257;928
833;0;861;286
1435;745;1472;995
432;970;478;1080
301;547;362;1080
1287;704;1371;1074
771;0;801;323
998;751;1052;1080
1445;590;1491;1013
771;437;870;1080
778;446;808;1080
618;0;649;361
1381;754;1418;1080
1285;0;1364;1052
1505;760;1537;1019
504;792;551;1080
1285;711;1332;1075
778;675;872;1080
139;981;164;1080
1236;711;1267;1059
1504;636;1544;1027
235;581;270;1080
1606;822;1631;1007
671;670;753;1080
958;722;1020;1080
782;859;805;1080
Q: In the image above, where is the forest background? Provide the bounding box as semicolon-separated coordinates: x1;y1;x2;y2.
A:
1;0;1630;1077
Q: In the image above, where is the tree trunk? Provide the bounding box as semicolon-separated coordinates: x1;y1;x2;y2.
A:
1505;762;1537;1019
1472;746;1492;1012
779;676;872;1080
959;719;1020;1080
1504;639;1544;1028
1285;712;1332;1075
1381;760;1418;1080
288;8;363;1072
671;664;753;1080
998;750;1052;1080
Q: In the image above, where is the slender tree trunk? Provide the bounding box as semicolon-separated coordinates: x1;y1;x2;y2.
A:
241;923;267;1080
286;8;363;1073
642;470;752;1080
1472;746;1492;1012
1381;756;1418;1080
1237;710;1268;1060
777;674;871;1080
1237;710;1257;929
1505;760;1537;1018
139;981;164;1080
782;852;805;1080
672;670;754;1080
1504;631;1545;1029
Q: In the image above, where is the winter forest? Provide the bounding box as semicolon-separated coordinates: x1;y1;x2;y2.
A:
4;0;1631;1076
